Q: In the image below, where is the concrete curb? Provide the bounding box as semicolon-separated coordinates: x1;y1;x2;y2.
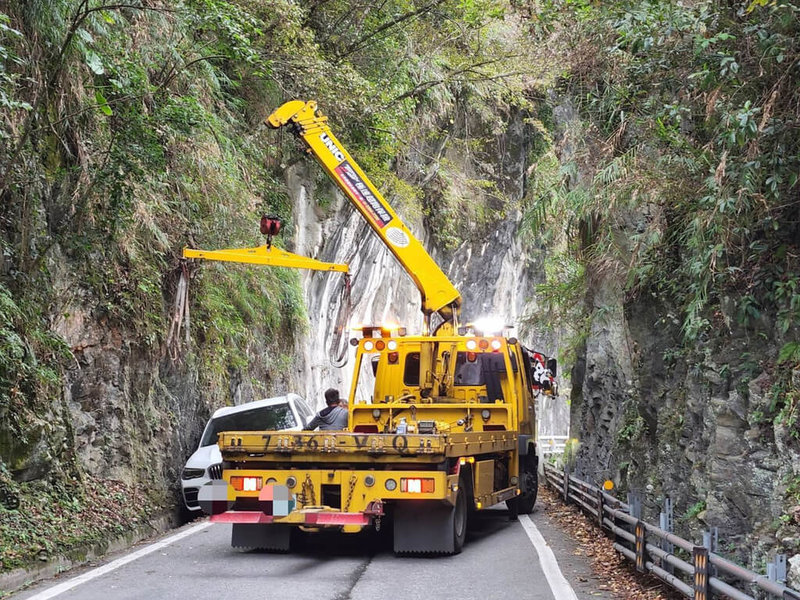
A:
0;512;177;597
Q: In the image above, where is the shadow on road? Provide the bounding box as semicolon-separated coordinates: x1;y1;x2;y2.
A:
239;506;521;558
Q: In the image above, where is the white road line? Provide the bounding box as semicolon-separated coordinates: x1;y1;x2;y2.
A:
21;521;213;600
519;515;580;600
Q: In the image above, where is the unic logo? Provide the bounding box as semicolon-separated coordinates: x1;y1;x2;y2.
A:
320;133;345;163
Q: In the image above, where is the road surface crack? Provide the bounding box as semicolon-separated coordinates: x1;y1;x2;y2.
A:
334;555;372;600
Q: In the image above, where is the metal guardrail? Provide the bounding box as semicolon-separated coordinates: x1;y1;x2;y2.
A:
538;435;568;458
542;462;800;600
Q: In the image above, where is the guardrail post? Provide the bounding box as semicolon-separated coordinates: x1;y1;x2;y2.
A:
635;521;647;573
702;528;718;553
768;553;787;584
597;488;604;528
693;546;709;600
563;463;570;503
628;491;642;520
702;526;718;590
660;496;674;574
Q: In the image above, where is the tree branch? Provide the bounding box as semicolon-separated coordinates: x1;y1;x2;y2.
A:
334;0;448;62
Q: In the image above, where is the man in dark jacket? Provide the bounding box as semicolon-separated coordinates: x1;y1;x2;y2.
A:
304;388;348;431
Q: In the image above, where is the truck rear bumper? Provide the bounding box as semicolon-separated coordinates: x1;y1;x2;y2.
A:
210;509;372;527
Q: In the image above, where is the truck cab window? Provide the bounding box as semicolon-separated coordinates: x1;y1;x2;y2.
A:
404;352;420;386
353;353;378;404
454;352;483;386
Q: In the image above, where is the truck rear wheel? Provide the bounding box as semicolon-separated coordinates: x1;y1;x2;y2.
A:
452;479;467;553
507;461;538;515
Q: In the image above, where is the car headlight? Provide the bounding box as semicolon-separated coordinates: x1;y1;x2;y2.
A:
182;467;205;480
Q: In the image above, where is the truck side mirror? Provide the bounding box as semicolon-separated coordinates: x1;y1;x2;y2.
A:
546;357;557;377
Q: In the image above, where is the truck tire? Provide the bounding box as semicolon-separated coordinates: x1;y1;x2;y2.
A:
452;478;467;553
507;461;538;515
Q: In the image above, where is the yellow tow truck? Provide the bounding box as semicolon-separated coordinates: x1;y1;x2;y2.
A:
188;100;556;554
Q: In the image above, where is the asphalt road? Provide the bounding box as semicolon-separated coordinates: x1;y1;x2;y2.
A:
12;506;613;600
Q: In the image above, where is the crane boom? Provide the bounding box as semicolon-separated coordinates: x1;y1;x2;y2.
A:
267;100;462;328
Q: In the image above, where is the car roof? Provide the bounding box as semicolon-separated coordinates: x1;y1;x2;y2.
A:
209;394;304;419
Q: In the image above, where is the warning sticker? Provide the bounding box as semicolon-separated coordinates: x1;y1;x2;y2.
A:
335;162;393;228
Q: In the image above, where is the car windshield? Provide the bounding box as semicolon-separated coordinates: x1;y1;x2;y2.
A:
200;403;297;446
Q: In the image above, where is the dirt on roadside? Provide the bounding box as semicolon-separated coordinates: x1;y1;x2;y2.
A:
538;485;683;600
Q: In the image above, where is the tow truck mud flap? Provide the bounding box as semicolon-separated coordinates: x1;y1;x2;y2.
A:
393;501;456;555
231;524;292;552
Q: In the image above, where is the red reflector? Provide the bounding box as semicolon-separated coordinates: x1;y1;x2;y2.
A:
230;476;263;492
387;352;399;364
466;352;477;362
375;340;386;351
400;478;435;493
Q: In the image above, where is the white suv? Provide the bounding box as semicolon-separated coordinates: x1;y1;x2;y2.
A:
181;394;314;512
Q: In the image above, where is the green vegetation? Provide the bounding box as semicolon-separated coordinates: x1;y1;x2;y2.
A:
682;499;707;522
523;0;799;347
0;471;159;574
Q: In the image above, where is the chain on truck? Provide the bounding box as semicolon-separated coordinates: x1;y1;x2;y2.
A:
183;100;558;555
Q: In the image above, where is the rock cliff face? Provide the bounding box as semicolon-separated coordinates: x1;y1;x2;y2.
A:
283;117;570;440
569;227;800;579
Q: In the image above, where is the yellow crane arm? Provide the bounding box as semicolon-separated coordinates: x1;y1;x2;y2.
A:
266;100;462;325
182;245;348;273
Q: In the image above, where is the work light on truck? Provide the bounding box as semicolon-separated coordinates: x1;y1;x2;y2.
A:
401;478;435;493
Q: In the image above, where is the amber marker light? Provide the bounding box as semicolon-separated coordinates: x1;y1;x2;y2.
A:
375;340;386;351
